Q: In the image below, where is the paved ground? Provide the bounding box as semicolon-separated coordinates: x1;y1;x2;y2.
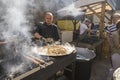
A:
90;57;112;80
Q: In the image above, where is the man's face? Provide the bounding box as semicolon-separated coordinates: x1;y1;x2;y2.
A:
45;14;53;25
113;15;120;24
85;21;90;26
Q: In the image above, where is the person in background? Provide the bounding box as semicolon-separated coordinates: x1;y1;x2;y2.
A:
78;20;89;41
78;19;97;44
105;16;117;37
110;13;120;70
84;19;95;35
105;23;116;44
34;12;60;42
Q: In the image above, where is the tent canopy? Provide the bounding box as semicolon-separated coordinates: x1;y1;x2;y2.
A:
107;0;120;10
73;0;112;15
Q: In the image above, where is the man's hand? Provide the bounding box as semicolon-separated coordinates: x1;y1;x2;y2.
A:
45;38;53;43
34;33;41;39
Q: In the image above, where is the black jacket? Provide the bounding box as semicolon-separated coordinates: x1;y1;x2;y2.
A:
35;22;60;41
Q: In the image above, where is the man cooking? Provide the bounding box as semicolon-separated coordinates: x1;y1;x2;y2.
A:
34;12;60;42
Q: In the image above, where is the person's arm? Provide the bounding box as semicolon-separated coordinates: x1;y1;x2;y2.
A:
112;33;119;49
106;32;111;44
53;25;60;41
87;27;91;36
34;23;43;39
116;21;120;48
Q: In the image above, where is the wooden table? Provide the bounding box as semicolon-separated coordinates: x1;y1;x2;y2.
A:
22;52;76;80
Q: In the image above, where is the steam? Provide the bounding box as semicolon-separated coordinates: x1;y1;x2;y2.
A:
0;0;36;76
57;3;84;18
57;2;84;18
6;63;26;75
1;0;33;41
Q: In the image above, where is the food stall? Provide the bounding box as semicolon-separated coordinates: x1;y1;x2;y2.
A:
0;41;76;80
0;0;115;80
